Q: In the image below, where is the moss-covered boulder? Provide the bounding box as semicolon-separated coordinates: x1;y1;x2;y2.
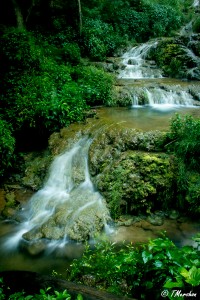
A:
153;37;200;80
93;151;175;218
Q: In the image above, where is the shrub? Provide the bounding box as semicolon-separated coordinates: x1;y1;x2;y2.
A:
81;18;126;60
72;65;115;106
0;29;40;74
166;114;200;215
153;40;187;77
68;236;200;299
167;114;200;171
0;280;83;300
193;17;200;33
0;119;15;177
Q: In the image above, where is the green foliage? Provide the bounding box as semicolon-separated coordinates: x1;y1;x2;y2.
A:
98;0;183;43
167;114;200;172
68;236;200;299
193;17;200;33
72;65;115;106
81;18;126;60
154;40;187;77
3;62;88;133
0;119;15;177
0;29;40;73
0;282;83;300
98;152;175;218
166;114;200;215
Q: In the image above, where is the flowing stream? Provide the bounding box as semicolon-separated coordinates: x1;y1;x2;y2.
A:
1;137;111;254
1;22;200;275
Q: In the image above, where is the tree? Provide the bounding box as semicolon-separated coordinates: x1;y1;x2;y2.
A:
78;0;82;35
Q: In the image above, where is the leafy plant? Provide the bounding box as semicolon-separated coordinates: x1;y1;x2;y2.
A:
68;236;200;299
165;114;200;215
72;65;115;106
0;282;83;300
0;119;15;177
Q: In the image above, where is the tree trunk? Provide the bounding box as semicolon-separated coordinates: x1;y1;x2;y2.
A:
12;0;25;30
77;0;82;35
0;271;137;300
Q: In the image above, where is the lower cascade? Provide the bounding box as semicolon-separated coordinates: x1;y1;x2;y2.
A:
132;87;196;108
4;137;111;252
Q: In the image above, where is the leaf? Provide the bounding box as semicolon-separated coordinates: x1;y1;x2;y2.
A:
154;260;163;268
164;279;183;288
179;267;189;278
142;250;152;264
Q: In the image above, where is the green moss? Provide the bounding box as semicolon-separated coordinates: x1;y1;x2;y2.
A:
96;151;175;218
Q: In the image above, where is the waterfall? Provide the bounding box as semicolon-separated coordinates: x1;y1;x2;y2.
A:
118;41;163;79
193;0;199;7
132;87;195;108
3;137;111;253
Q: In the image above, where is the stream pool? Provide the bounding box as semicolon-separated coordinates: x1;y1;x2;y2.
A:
0;105;200;276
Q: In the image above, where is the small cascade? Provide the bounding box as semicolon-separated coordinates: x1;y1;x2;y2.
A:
118;41;163;79
3;137;111;253
193;0;199;7
131;87;195;108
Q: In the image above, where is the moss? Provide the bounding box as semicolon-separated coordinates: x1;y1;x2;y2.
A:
95;151;176;219
185;171;200;215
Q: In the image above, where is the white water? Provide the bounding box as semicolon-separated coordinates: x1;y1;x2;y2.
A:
3;137;111;251
118;30;200;108
193;0;199;7
119;41;163;79
132;87;195;109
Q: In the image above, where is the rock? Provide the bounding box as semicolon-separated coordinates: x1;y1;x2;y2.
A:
2;207;17;218
168;210;180;220
147;215;164;226
0;189;6;212
20;239;47;256
5;191;16;206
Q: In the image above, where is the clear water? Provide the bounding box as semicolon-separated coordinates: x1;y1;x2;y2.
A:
96;106;200;131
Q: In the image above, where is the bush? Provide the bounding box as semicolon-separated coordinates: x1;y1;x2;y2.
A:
0;29;40;74
0;279;83;300
193;17;200;33
81;18;126;60
72;65;115;106
167;114;200;171
5;62;88;133
0;119;15;177
68;236;200;299
153;40;187;77
166;114;200;215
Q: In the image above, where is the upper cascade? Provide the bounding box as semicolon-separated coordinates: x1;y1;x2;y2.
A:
118;41;163;79
193;0;199;7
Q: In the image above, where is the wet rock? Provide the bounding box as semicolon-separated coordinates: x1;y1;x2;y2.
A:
93;150;175;217
2;207;17;218
147;215;164;226
168;210;180;220
22;152;52;190
20;239;47;256
0;189;6;212
5;192;16;206
82;274;96;287
117;215;135;226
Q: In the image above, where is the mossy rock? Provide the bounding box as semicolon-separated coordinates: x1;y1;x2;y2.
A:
94;151;176;218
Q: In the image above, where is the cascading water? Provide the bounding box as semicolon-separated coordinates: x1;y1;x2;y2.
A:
193;0;199;7
119;41;163;79
118;34;200;108
3;137;111;254
132;87;195;108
